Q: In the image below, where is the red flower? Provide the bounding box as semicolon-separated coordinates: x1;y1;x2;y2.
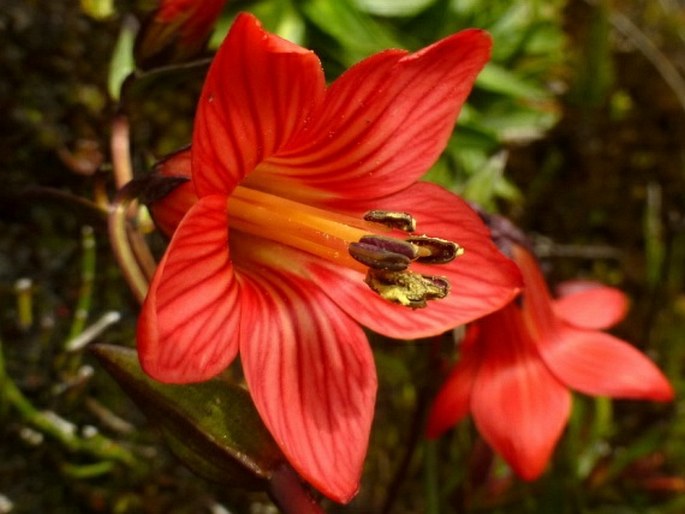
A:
138;13;522;502
427;244;674;481
147;148;195;235
136;0;227;67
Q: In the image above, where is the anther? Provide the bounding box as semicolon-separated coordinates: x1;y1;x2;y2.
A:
349;235;418;271
407;236;463;265
363;210;417;232
365;269;450;309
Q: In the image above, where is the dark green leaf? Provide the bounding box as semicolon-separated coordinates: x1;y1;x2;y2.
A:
301;0;401;65
91;344;284;488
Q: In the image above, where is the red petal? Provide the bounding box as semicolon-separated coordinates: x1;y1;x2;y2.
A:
136;0;226;67
512;246;674;401
137;195;241;383
553;281;628;329
148;148;197;236
169;0;227;46
426;328;481;438
192;13;326;196
238;266;377;503
538;327;675;401
306;183;522;339
470;306;572;481
511;244;557;336
250;29;492;205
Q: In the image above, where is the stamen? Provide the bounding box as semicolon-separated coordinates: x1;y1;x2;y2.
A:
363;210;416;232
365;269;450;309
348;235;418;271
407;236;463;264
225;186;460;309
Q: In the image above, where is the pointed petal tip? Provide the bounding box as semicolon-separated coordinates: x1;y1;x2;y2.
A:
460;27;493;51
231;12;313;56
652;382;676;402
553;281;629;330
628;368;675;402
239;270;376;503
260;27;493;203
424;425;444;440
425;397;459;440
425;410;456;440
414;27;492;63
470;306;572;486
539;328;675;403
512;459;548;482
318;482;361;505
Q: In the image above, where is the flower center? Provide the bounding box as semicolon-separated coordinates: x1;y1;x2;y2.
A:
228;185;463;308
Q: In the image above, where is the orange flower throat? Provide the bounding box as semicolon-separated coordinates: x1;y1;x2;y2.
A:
228;186;464;308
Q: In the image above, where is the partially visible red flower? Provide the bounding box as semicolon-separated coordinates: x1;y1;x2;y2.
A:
138;13;522;502
135;0;227;68
427;244;674;480
146;148;195;235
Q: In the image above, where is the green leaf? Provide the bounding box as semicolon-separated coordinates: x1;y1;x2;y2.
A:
108;17;137;101
460;151;522;209
91;344;284;488
353;0;436;17
475;104;559;143
301;0;401;65
569;1;614;107
476;63;548;99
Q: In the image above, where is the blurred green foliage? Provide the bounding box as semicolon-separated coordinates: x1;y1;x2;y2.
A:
2;0;685;513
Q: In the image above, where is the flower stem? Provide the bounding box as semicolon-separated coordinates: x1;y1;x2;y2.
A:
111;115;133;189
268;464;327;514
127;222;158;281
380;374;431;514
108;186;150;304
108;115;158;302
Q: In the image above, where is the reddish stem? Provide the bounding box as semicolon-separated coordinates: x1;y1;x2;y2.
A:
268;464;327;514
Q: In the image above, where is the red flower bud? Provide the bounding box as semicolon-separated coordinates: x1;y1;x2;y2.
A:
135;0;227;69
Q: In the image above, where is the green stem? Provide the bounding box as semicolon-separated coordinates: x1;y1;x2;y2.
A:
60;461;116;479
14;278;33;331
108;114;157;303
128;224;157;281
108;186;150;304
424;439;440;514
65;311;122;352
0;338;140;470
67;226;96;342
381;335;446;514
120;58;212;108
